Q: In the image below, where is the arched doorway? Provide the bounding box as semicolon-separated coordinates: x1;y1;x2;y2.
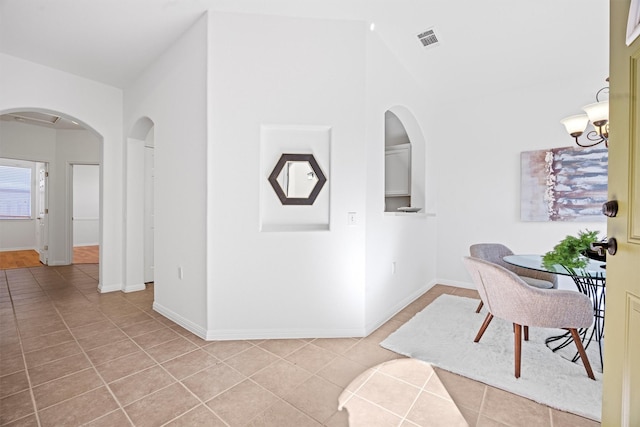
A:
124;117;155;292
0;108;103;276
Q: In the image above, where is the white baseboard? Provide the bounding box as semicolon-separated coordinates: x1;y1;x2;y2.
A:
204;326;365;341
123;283;146;293
153;302;209;340
153;302;365;341
98;282;124;293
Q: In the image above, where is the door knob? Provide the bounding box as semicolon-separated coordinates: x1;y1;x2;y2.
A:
602;200;618;217
590;238;617;256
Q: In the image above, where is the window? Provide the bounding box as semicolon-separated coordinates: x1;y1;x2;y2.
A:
0;160;33;219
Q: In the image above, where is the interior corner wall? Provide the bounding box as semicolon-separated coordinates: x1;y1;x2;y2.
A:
206;12;367;338
124;15;208;334
363;31;438;333
0;53;123;290
432;73;609;287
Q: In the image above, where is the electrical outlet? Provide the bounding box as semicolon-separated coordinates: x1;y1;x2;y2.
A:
348;212;357;226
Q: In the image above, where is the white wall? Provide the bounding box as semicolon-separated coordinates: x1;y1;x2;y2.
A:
364;31;438;332
0;121;100;261
72;164;100;246
0;54;123;290
432;74;609;289
124;15;209;332
207;12;367;338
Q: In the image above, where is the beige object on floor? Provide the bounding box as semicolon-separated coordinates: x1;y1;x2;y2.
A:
338;358;468;426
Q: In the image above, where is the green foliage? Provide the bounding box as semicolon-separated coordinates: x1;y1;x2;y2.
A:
542;229;600;271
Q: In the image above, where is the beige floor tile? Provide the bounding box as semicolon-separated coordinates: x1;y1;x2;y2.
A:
317;354;368;389
202;340;253;360
251;359;313;398
20;329;74;353
0;353;26;377
481;387;551;427
77;327;128;351
182;362;245;401
24;340;82;368
84;409;133;427
323;408;350;427
0;370;29;398
312;337;359;355
110;311;154;328
120;319;165;338
27;353;92;386
69;320;117;339
124;383;199;427
109;365;175;406
224;346;278;376
355;370;422;417
164;404;227;426
85;338;140;366
2;413;40;426
404;391;468;427
338;395;401;427
38;386;119;427
131;327;181;350
432;367;486;412
33;368;103;409
0;267;601;427
0;390;35;425
286;343;338;373
342;340;399;368
246;400;322;427
257;338;307;357
95;351;156;383
145;336;199;363
286;375;344;423
161;349;218;380
206;379;279;426
551;409;600;427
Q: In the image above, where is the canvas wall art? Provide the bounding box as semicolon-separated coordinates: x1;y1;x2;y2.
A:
521;146;608;222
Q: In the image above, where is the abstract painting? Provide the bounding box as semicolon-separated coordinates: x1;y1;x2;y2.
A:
521;146;608;222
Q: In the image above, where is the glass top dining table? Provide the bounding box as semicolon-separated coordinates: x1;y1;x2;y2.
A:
502;254;606;278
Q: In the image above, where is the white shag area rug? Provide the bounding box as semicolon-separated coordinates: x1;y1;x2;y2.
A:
380;294;602;421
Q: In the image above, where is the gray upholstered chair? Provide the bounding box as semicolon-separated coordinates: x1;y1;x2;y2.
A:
470;243;558;313
463;256;595;380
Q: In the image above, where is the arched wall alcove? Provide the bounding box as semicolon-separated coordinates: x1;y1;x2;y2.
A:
0;107;104;284
124;116;155;293
384;105;426;213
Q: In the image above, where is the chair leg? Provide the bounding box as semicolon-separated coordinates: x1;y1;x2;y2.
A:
474;313;494;342
475;300;484;313
568;328;595;380
524;325;529;341
514;324;522;378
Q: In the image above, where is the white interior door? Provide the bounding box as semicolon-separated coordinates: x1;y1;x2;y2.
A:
36;163;48;264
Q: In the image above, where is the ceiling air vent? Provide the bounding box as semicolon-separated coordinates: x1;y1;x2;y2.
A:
417;28;440;49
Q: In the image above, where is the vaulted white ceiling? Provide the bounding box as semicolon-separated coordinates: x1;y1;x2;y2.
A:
0;0;609;101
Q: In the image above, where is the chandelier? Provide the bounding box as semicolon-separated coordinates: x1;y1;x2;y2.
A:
560;79;609;148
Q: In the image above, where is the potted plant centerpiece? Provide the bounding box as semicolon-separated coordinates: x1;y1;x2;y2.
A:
542;229;601;274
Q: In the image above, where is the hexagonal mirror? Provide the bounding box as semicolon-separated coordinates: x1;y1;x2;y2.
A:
268;154;327;205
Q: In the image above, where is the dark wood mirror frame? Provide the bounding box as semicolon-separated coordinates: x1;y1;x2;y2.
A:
268;153;327;205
